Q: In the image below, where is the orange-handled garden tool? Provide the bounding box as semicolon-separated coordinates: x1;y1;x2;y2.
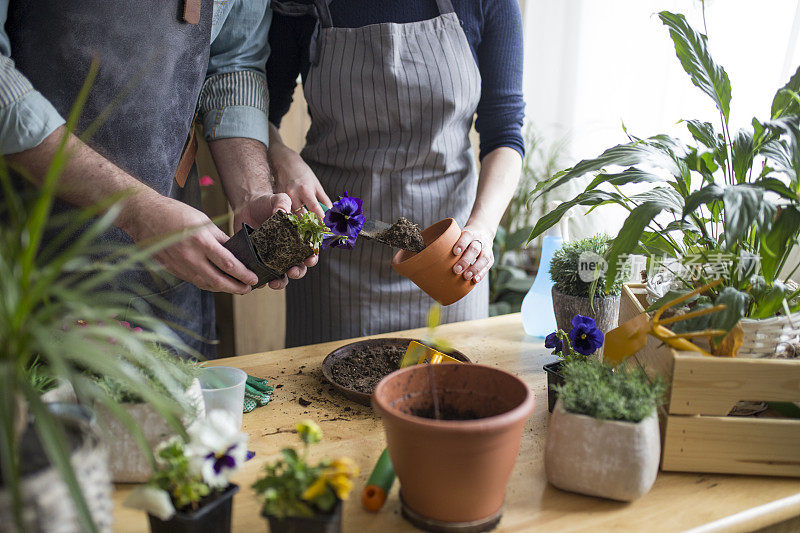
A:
604;279;728;364
361;341;463;512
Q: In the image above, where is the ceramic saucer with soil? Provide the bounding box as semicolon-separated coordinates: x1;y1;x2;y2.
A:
321;338;470;406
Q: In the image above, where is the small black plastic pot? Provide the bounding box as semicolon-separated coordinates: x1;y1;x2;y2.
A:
263;500;342;533
148;484;238;533
223;223;282;288
543;361;565;413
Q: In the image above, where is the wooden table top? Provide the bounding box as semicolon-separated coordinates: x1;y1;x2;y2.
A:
112;314;800;532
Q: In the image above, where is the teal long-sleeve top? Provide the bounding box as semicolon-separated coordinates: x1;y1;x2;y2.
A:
0;0;272;155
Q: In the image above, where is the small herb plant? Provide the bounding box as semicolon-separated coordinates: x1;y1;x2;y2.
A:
550;235;621;298
95;339;200;404
125;410;248;520
555;359;665;423
252;420;358;519
545;314;605;362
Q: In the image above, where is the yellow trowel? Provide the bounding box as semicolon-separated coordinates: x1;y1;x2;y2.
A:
604;279;730;364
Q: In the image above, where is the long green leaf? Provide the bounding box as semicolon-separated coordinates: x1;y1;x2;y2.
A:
605;202;668;290
772;64;800;119
731;128;754;184
682;183;723;218
536;141;681;198
761;206;800;282
710;287;749;343
24;387;97;533
722;185;774;248
528;190;623;241
659;11;732;122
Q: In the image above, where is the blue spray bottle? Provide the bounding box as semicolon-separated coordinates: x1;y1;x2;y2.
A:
521;214;567;337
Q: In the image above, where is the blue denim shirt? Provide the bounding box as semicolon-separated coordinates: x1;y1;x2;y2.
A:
0;0;271;154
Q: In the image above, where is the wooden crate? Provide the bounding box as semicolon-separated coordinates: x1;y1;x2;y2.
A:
619;283;800;477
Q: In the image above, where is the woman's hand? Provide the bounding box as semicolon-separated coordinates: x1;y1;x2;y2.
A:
269;141;332;219
451;220;496;284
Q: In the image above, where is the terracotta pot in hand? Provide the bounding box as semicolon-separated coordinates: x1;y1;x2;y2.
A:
391;218;476;306
372;364;534;527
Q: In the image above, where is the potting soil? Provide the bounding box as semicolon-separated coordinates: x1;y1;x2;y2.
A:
329;344;406;394
250;211;315;274
375;217;426;252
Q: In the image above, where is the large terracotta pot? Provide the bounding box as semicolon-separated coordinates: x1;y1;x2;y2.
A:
545;400;660;501
391;218;476;306
372;364;534;526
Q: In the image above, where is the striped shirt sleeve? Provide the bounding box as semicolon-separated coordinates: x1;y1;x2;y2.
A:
199;0;271;147
0;54;65;154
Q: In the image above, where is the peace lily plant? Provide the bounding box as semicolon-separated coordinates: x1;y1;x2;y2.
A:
530;11;800;353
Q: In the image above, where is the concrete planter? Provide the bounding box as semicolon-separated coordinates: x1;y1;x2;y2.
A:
545;400;660;502
551;287;620;335
97;378;205;483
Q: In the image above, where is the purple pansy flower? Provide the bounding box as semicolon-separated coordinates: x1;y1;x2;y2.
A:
323;191;366;248
568;315;604;356
544;332;563;354
322;233;357;250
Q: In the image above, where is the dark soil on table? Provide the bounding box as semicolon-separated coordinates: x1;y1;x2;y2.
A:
329;344;407;394
250;211;315;275
376;217;425;252
0;423;82;485
410;404;482;420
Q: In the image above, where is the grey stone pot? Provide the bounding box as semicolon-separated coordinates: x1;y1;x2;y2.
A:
551;287;620;334
544;400;660;502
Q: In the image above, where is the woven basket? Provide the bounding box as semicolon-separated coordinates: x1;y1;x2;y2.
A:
0;436;113;533
739;312;800;358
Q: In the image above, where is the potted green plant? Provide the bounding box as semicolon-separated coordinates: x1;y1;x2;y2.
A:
93;342;204;482
545;359;665;501
543;314;605;412
529;10;800;357
0;69;207;532
550;235;622;334
252;419;358;533
372;363;534;530
224;192;365;287
125;410;248;533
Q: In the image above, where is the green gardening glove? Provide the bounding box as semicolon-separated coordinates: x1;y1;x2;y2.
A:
244;375;273;413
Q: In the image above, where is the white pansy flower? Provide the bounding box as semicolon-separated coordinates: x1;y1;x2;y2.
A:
186;410;248;489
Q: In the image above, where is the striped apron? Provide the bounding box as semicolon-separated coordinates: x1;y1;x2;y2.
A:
284;0;489;347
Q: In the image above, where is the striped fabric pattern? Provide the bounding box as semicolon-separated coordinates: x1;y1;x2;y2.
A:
198;69;269;117
285;1;489;347
0;55;34;107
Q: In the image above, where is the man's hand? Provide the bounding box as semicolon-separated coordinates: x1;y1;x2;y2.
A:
233;192;318;290
122;192;258;294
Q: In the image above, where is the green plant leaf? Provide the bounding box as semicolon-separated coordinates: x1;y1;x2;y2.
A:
586;168;664;191
772;64;800;119
682;183;724;218
535;141;681;198
685;119;721;150
750;281;791;319
761;206;800;282
605;202;668;290
710;287;749;341
506;225;534;251
528;190;623;241
659;11;732;122
731;128;754;184
722;185;774;248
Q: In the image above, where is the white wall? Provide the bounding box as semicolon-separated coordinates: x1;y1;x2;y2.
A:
522;0;800;238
